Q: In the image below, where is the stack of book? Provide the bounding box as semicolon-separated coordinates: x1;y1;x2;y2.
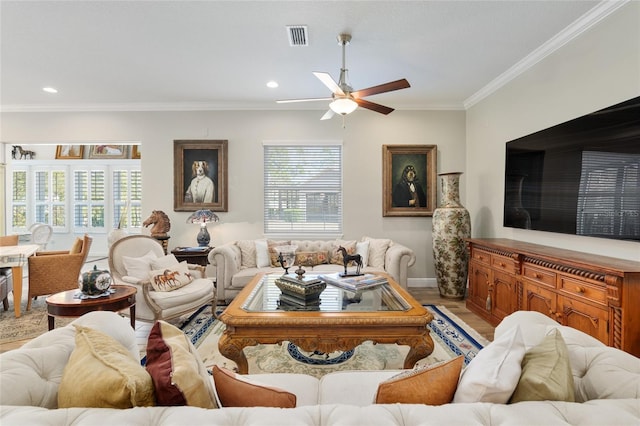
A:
318;273;388;291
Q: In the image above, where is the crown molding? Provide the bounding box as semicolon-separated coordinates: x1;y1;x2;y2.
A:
0;102;465;113
463;0;630;109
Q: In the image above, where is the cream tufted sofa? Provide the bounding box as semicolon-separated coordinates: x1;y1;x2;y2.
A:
1;311;638;425
208;237;416;302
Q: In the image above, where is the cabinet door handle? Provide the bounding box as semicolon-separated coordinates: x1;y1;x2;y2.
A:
499;262;506;267
534;273;542;279
575;286;585;293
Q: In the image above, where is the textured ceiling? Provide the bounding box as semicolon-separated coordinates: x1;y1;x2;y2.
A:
1;1;610;112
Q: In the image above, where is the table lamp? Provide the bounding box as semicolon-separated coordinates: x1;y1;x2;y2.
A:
186;209;219;247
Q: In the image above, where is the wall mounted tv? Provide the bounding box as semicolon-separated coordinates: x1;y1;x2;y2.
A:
504;96;639;242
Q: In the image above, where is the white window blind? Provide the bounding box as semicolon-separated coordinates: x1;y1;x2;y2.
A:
577;151;640;238
263;141;342;236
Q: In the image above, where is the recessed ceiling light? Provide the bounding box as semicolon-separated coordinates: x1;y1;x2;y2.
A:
266;81;279;88
42;87;58;94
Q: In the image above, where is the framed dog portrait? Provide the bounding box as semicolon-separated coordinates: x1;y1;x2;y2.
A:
383;145;437;217
174;140;228;212
55;145;84;159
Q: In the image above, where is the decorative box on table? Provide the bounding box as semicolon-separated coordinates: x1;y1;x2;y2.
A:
274;274;327;304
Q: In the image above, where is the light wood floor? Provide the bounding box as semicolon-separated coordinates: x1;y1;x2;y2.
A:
0;286;494;354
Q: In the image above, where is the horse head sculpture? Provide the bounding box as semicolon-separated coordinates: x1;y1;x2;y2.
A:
142;210;171;238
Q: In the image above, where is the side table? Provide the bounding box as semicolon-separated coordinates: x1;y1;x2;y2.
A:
171;246;213;267
45;285;137;330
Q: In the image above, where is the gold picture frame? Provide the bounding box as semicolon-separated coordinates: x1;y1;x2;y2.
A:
88;144;127;159
174;140;228;212
55;145;84;159
383;144;437;217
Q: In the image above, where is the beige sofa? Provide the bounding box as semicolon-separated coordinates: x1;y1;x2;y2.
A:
208;237;416;302
1;310;638;425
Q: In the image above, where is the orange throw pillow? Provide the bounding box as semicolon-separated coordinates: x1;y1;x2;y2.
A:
212;365;296;408
375;356;464;405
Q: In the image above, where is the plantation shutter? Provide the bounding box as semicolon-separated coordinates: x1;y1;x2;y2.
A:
263;141;343;236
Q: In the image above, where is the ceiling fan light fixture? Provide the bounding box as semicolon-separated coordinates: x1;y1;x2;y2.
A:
329;97;358;115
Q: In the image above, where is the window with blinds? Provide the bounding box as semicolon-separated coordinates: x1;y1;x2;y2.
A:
263;141;342;236
577;151;640;239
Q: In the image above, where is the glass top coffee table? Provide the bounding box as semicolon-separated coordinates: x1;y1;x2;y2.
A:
218;273;434;374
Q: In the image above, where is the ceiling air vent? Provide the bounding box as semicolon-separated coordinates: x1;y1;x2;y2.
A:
287;25;308;46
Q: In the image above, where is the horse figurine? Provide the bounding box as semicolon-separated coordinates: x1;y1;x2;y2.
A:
337;246;363;276
12;145;36;160
142;210;171;238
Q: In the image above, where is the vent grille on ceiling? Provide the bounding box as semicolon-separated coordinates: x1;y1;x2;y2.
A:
287;25;308;46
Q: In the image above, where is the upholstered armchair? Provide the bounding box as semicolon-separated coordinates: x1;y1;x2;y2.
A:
26;234;92;311
108;235;216;322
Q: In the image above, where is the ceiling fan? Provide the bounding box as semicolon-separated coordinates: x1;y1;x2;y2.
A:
277;33;410;121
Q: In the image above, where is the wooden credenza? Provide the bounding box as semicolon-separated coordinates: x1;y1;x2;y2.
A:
466;238;640;357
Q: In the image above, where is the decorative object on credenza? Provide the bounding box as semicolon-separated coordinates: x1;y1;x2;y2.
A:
382;144;437;217
337;246;363;277
432;172;471;300
186;209;219;247
11;145;36;160
78;265;113;296
274;245;297;275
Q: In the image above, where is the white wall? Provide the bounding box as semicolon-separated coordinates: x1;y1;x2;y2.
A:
1;109;466;281
466;2;640;262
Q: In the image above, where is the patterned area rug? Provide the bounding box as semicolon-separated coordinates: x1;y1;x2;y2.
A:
0;297;74;345
183;304;489;378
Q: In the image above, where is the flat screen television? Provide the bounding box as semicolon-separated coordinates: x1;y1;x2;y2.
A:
504;96;640;242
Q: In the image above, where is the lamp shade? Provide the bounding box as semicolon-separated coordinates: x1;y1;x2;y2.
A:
329;97;358;115
186;209;219;225
186;210;219;247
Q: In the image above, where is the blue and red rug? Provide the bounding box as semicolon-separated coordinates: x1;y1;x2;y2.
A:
176;304;489;377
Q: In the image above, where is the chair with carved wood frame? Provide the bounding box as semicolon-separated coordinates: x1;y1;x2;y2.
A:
108;235;216;322
26;234;92;311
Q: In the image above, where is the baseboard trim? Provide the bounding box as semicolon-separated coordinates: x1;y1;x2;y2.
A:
408;278;437;288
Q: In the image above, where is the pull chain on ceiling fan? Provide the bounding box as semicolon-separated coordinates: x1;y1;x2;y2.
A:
276;33;410;122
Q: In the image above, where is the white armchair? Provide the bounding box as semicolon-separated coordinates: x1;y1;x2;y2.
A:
108;235;215;322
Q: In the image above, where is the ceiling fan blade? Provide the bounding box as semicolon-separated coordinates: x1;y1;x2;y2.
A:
313;72;345;96
352;79;410;98
276;97;332;104
320;109;335;120
355;98;394;115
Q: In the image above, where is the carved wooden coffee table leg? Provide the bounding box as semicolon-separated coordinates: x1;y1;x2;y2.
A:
402;334;435;369
218;333;251;374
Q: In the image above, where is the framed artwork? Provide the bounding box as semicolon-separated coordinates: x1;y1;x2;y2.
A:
132;145;141;159
382;144;437;217
55;145;84;159
174;140;228;212
88;144;127;159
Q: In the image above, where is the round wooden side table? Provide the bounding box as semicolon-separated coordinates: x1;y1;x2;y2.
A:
45;285;137;330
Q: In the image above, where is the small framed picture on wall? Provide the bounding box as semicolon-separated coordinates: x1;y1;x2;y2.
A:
55;145;84;159
88;145;127;159
382;144;437;217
